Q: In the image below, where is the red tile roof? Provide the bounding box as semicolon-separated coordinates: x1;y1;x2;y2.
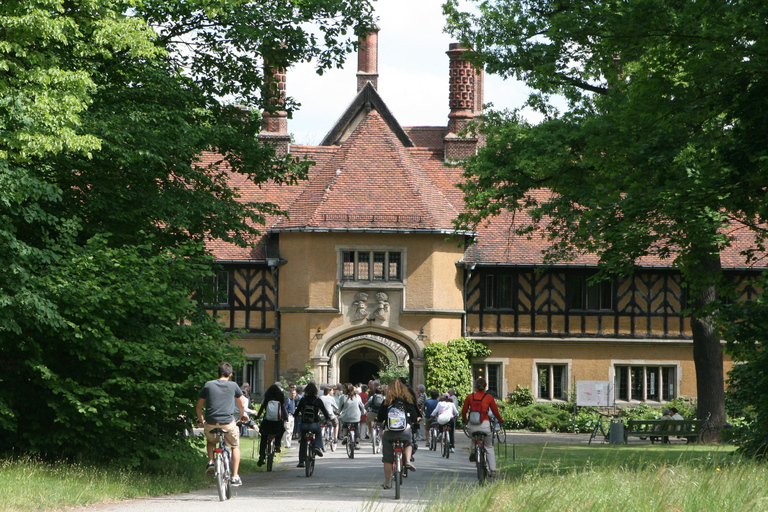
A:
202;103;764;271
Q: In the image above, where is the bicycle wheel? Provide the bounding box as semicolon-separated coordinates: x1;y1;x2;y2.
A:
476;443;487;484
700;426;716;444
266;439;274;472
440;432;447;457
223;450;232;499
215;452;227;501
345;434;355;458
429;430;437;451
496;424;507;444
463;422;470;438
444;431;451;459
393;457;401;500
305;440;313;478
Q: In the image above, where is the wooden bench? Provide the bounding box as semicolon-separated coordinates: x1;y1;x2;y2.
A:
625;419;704;444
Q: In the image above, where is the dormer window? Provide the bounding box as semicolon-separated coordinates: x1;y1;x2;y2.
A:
342;250;402;282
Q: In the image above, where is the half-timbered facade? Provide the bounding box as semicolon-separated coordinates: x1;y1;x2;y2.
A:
204;28;763;405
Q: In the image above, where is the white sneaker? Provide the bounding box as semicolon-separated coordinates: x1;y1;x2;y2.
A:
230;476;242;486
450;447;455;453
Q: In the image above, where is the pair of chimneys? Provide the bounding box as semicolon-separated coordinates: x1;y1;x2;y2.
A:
260;27;484;159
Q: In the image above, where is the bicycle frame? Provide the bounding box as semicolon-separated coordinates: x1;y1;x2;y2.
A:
472;431;490;484
304;430;317;477
265;434;276;472
211;428;232;501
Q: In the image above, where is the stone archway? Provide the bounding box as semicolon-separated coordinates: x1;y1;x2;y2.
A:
323;333;411;385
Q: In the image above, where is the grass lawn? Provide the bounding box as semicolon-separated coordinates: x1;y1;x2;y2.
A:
426;443;768;512
0;435;268;512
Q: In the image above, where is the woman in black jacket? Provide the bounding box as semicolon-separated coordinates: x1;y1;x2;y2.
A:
294;382;331;468
255;384;288;466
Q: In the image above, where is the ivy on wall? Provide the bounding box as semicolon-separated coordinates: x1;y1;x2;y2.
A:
423;338;491;399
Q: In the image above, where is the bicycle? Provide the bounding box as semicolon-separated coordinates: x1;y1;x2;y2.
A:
322;421;337;452
428;421;439;451
371;422;382;454
588;415;612;444
343;422;358;459
438;421;452;458
699;412;717;444
471;431;493;485
303;430;318;477
389;438;406;500
264;432;277;472
210;428;233;501
491;406;507;444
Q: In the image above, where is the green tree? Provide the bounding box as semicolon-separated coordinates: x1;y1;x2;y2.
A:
0;0;373;463
443;0;768;429
423;338;491;399
719;275;768;458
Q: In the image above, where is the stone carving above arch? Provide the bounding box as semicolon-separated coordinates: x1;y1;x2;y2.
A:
327;334;409;367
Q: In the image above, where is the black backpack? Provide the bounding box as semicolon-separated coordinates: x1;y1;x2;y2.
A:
301;399;317;423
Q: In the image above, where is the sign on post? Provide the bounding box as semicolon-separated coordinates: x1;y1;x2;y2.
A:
576;381;614;407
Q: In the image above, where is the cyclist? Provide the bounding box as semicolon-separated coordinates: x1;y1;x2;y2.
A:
432;393;459;452
196;362;248;486
376;379;418;489
339;383;365;448
365;384;385;438
294;382;331;468
461;377;503;478
319;385;340;444
422;389;440;445
255;383;288;467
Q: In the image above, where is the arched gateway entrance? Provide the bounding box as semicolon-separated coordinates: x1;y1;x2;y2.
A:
312;332;425;388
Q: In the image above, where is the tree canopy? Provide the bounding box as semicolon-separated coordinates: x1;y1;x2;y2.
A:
443;0;768;429
0;0;373;464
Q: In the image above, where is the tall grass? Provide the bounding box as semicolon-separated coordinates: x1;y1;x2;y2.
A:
426;444;768;512
0;435;265;512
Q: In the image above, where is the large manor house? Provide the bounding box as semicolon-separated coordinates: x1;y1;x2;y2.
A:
203;28;761;405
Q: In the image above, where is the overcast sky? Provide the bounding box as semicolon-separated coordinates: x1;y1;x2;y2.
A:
286;0;532;145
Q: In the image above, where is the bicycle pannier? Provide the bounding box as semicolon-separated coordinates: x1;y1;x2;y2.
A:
386;401;407;432
264;400;282;422
469;393;486;425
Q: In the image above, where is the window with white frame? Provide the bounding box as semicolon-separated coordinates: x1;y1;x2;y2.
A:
536;363;569;401
614;364;677;402
472;362;502;398
233;357;265;403
342;250;402;282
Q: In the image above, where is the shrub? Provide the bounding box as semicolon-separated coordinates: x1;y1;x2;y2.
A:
423;338;491;398
507;386;535;407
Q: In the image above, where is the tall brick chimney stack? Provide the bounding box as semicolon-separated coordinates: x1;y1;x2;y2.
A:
259;65;291;157
444;43;484;161
356;26;379;92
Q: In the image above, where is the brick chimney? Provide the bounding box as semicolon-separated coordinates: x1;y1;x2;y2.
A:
259;65;291;157
356;26;379;92
444;43;484;161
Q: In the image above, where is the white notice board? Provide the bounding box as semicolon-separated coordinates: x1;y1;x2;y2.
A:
576;381;614;407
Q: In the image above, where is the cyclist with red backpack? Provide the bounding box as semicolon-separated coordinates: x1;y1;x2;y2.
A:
461;377;503;477
375;379;418;489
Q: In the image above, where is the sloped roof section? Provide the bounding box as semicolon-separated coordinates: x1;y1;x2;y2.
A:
273;109;460;233
320;82;413;148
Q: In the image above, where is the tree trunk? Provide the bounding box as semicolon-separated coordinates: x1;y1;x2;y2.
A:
688;249;727;428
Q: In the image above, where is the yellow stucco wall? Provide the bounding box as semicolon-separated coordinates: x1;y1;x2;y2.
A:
485;340;734;401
